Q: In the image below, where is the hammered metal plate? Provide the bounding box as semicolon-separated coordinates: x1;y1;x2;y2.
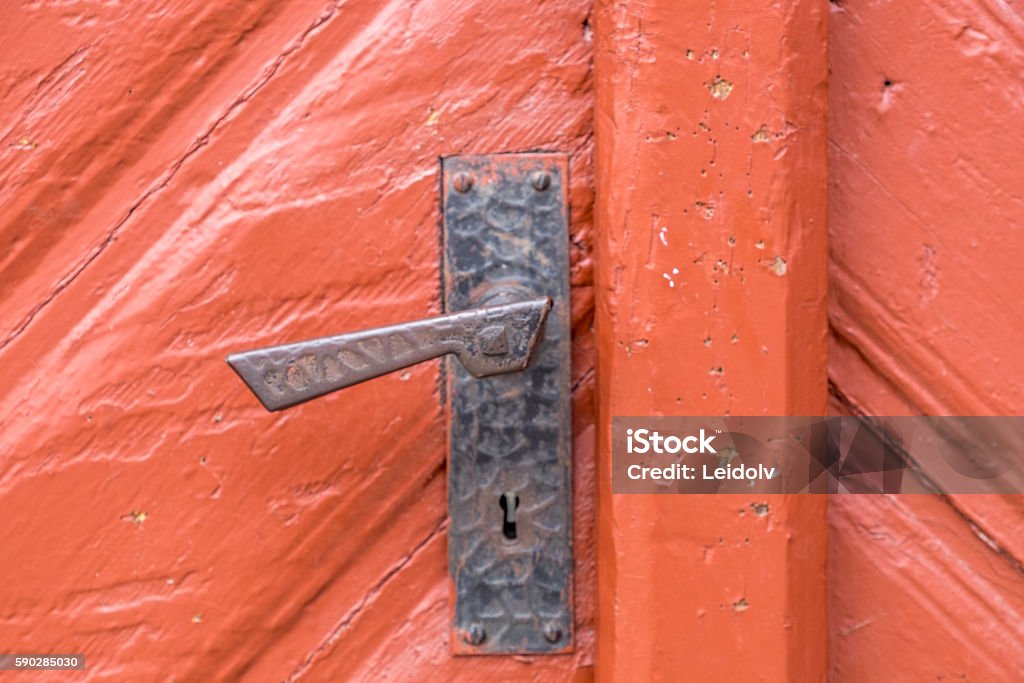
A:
442;154;573;655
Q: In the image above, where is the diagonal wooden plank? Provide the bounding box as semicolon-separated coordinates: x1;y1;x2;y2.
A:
0;0;596;680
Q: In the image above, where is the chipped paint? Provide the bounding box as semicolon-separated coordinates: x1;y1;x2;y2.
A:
594;0;828;680
707;76;734;100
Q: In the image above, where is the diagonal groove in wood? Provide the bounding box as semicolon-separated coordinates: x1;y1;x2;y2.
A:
0;1;346;353
939;495;1024;577
829;381;1024;575
284;516;448;682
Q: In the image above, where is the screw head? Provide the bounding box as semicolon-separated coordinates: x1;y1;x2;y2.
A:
465;623;486;645
453;172;474;193
530;171;552;191
542;622;562;643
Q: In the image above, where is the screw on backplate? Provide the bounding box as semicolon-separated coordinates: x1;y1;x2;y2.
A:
466;623;486;645
542;623;562;643
453;172;474;193
530;171;551;191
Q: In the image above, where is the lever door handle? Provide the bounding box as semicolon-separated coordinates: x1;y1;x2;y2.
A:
226;296;551;411
226;154;572;655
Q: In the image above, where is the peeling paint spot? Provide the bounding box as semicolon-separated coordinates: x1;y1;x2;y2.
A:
10;137;38;150
770;256;787;276
751;502;769;516
192;613;203;624
755;240;766;250
751;125;771;143
706;76;734;100
878;78;901;112
716;448;738;467
425;108;441;126
686;49;695;60
659;226;669;246
956;25;995;57
122;510;148;525
733;597;750;612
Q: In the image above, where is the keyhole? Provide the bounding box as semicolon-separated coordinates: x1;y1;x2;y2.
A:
499;492;519;541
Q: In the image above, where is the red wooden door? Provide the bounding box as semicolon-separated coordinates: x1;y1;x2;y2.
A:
0;1;595;680
828;1;1024;680
5;0;1021;681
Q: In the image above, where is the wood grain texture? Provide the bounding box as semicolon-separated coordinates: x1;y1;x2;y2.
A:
0;1;595;680
593;0;829;680
828;0;1024;679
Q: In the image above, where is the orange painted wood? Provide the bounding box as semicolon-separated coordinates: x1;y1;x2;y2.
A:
0;1;596;679
828;0;1024;679
593;0;829;680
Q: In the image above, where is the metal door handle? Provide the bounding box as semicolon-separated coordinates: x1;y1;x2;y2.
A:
226;154;573;655
226;296;551;411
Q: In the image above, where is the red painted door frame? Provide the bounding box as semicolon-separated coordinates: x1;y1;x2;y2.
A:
593;1;830;680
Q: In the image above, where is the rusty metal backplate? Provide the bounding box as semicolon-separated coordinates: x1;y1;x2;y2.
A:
442;154;573;655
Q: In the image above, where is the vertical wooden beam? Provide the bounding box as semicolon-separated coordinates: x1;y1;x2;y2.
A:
593;1;829;681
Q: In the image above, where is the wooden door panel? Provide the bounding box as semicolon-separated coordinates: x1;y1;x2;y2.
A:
0;1;595;680
828;0;1024;680
829;494;1024;682
0;0;331;347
